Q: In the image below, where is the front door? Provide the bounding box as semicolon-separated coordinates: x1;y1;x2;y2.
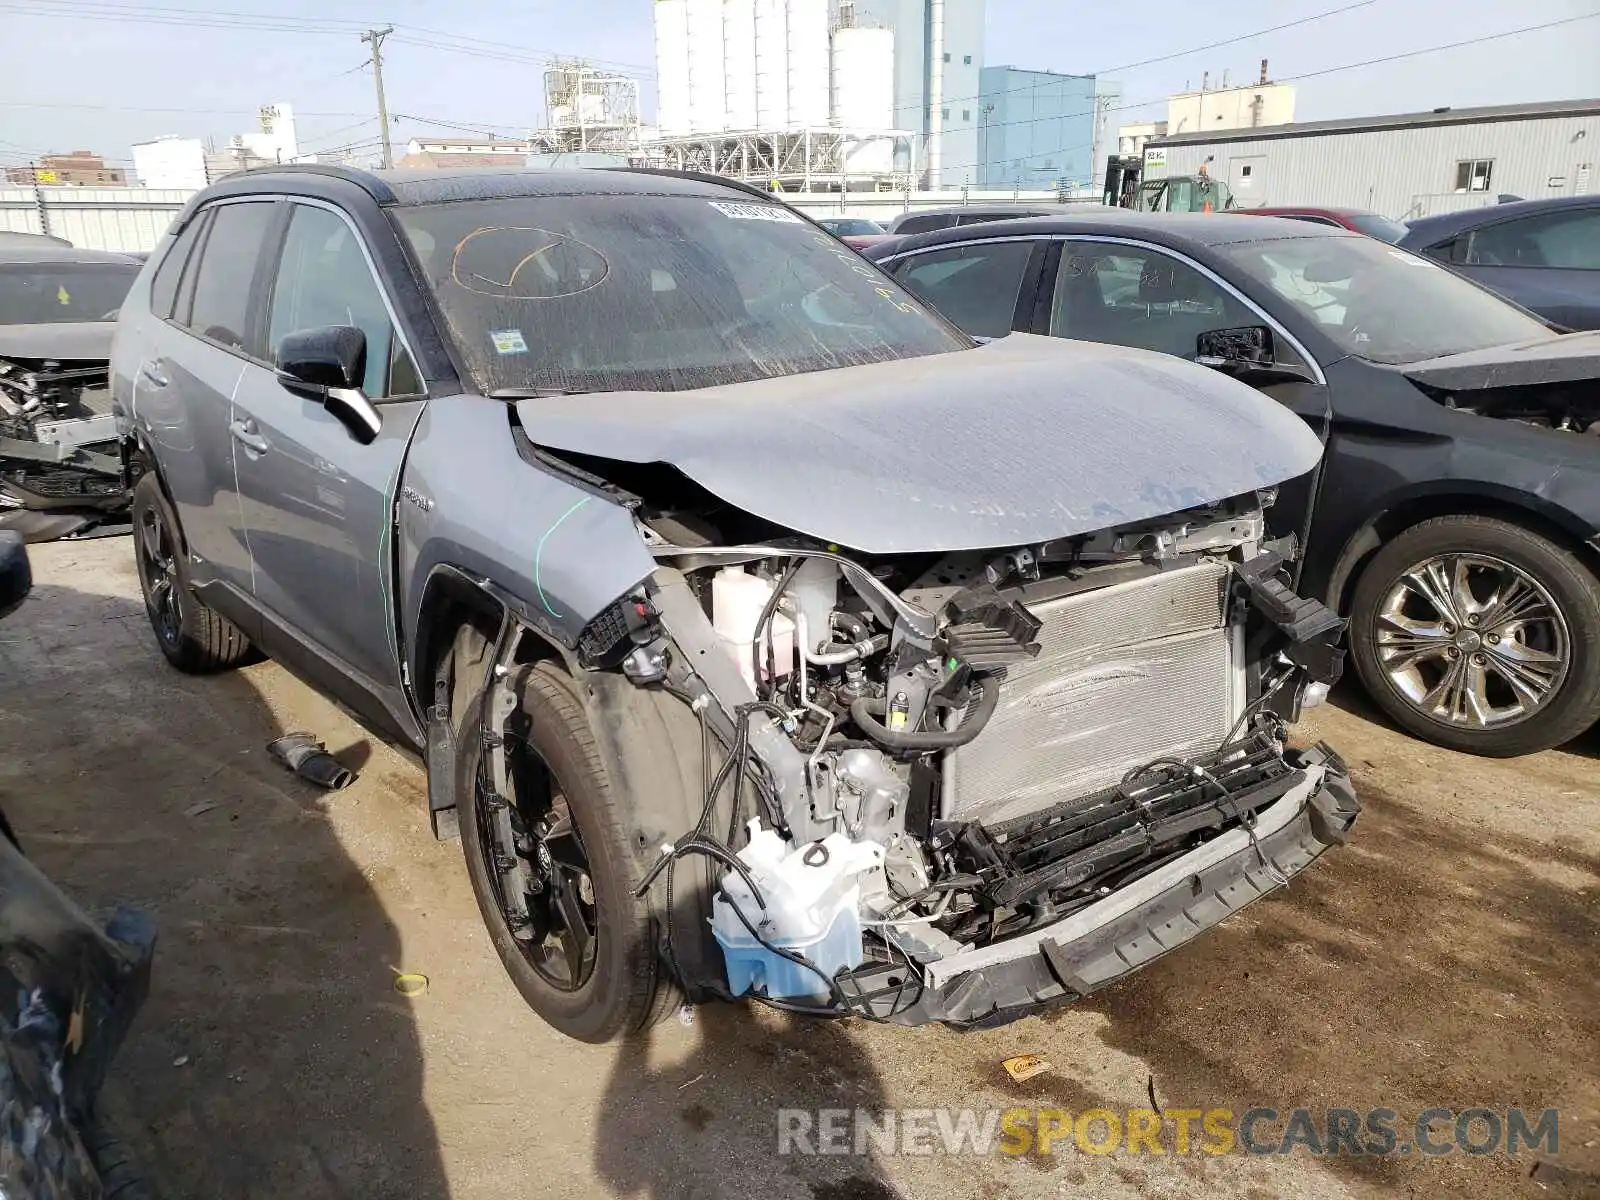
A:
1036;238;1333;551
230;200;428;737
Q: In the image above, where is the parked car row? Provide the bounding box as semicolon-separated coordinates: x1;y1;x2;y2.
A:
865;209;1600;757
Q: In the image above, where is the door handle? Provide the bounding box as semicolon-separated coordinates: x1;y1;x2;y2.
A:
139;362;168;388
229;418;269;455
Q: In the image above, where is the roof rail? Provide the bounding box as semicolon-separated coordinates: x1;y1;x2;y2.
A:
227;162;397;204
602;166;782;205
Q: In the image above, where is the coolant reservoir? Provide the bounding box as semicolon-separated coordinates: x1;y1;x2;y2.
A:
711;567;794;690
711;821;885;999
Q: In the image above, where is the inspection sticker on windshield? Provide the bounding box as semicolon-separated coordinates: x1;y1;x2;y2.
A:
490;328;529;355
708;200;802;223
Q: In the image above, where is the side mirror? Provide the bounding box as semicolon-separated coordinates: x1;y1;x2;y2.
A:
1196;325;1274;370
0;531;32;621
275;326;382;445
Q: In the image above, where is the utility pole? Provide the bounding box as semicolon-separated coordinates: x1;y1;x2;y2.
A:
362;25;395;168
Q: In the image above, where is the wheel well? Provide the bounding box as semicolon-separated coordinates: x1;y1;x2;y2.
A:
1325;493;1600;614
413;570;568;704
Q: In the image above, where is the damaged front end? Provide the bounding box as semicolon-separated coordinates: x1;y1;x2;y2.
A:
0;346;127;542
579;490;1357;1029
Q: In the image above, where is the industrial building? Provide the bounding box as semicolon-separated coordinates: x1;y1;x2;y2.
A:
648;0;986;190
975;67;1117;189
131;104;301;189
3;151;125;187
1141;97;1600;220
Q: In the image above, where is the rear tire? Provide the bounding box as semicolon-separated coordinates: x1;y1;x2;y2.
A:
1348;514;1600;756
455;650;667;1043
131;474;255;673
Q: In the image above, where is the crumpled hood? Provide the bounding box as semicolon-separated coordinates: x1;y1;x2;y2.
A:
514;334;1324;554
1401;329;1600;392
0;322;114;364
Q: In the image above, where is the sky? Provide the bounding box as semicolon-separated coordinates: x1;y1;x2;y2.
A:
1;0;1596;175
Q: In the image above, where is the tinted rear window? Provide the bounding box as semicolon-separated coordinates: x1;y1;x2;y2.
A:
186;201;277;352
0;261;139;325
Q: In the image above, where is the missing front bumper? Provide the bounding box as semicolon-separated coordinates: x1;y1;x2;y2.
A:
849;744;1357;1028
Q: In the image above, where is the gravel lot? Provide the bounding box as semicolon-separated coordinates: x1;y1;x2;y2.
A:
1;536;1595;1200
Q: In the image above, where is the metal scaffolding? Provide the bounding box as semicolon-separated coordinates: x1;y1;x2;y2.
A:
637;126;916;192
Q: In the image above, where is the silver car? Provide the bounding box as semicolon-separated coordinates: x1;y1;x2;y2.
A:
112;166;1357;1042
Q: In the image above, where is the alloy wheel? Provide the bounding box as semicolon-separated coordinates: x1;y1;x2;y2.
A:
136;505;182;646
474;746;598;992
1374;552;1569;729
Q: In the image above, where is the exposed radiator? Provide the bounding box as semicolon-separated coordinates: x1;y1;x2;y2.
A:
943;559;1242;827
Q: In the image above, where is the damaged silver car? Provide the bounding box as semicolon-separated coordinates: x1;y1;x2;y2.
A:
0;244;141;541
113;166;1358;1040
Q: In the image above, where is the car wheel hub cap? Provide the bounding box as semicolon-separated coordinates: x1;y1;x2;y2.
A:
137;508;181;643
1375;552;1568;729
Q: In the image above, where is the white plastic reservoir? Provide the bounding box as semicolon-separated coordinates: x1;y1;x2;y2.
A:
712;566;794;690
712;821;885;998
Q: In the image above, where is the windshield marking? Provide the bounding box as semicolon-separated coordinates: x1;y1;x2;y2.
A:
450;226;612;300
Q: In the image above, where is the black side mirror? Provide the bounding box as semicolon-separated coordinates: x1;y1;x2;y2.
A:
0;531;32;621
1197;326;1275;370
275;326;382;445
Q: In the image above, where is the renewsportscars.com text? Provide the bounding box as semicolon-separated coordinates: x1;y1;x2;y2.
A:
777;1106;1560;1159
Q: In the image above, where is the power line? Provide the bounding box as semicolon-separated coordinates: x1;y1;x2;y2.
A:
920;0;1380;113
0;99;369;116
929;11;1600;178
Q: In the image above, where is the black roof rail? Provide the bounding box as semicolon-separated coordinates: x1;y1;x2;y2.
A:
602;166;785;205
224;162;397;204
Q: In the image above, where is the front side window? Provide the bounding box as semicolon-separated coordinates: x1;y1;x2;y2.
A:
0;260;139;325
1048;242;1256;359
1218;234;1549;364
394;195;964;394
893;240;1034;338
267;204;417;398
186;200;277;352
1467;209;1600;270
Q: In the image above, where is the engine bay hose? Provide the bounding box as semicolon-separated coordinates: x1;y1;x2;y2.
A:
849;674;1000;751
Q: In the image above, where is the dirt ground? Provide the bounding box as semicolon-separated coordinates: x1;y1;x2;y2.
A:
1;536;1595;1200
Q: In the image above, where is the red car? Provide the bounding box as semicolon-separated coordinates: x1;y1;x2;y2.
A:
814;216;892;251
1232;206;1408;243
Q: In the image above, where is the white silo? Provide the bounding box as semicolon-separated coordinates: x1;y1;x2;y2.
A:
754;0;789;128
723;0;759;130
786;0;830;127
830;25;893;129
685;0;728;132
653;0;691;136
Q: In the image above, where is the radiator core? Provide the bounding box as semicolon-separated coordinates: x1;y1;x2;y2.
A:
942;558;1242;827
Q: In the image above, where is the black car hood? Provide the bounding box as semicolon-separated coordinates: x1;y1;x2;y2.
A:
513;335;1322;554
1401;330;1600;392
0;322;114;364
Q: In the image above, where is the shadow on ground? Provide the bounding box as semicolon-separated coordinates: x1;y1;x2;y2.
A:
1076;771;1600;1199
0;576;449;1199
593;1005;901;1200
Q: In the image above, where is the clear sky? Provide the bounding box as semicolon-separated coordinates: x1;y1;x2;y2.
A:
1;0;1596;174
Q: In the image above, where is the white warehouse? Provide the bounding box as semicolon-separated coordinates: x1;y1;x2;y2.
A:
1142;98;1600;220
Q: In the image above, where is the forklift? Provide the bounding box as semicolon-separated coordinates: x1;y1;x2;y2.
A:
1105;155;1235;213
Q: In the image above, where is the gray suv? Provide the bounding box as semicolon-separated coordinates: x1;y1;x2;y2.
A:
113;165;1358;1042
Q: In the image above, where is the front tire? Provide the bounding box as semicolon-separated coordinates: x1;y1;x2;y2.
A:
1348;514;1600;756
455;655;668;1042
131;474;255;673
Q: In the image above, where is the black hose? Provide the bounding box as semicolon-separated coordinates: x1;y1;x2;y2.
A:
849;674;1001;751
751;558;803;701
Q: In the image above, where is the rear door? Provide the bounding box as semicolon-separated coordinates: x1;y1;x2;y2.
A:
229;199;427;735
136;199;280;604
885;237;1046;338
1445;205;1600;329
1036;237;1334;549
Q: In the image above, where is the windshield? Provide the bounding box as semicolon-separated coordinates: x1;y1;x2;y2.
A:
394;196;964;394
1347;213;1408;244
0;261;139;325
1217;235;1551;363
819;218;885;236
